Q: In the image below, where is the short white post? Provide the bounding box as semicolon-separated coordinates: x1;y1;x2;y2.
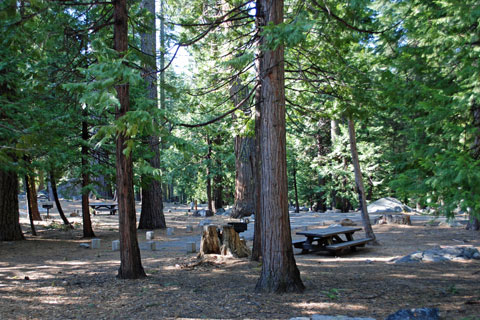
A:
112;240;120;251
91;238;101;249
146;231;154;240
186;242;196;253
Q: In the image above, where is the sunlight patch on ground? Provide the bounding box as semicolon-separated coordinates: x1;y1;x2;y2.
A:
289;301;368;312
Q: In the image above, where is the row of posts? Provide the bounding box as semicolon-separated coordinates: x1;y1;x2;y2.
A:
88;227;196;253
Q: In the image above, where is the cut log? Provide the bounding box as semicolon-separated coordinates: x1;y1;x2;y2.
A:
220;225;251;258
198;225;221;257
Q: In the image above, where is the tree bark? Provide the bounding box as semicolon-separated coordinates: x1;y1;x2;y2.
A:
206;136;213;212
220;225;250;258
314;119;330;212
231;136;256;218
37;170;45;192
347;118;377;242
24;175;37;236
139;0;166;230
468;101;480;230
49;171;72;227
254;0;304;293
251;19;263;262
26;174;41;221
81;108;95;238
199;225;221;257
0;169;24;241
114;0;146;279
212;136;223;211
230;78;256;219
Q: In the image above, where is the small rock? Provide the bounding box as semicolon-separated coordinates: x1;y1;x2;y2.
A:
24;276;30;281
79;243;90;249
385;308;439;320
70;212;79;217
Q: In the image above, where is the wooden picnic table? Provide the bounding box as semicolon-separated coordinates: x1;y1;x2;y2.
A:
294;226;372;254
89;203;118;215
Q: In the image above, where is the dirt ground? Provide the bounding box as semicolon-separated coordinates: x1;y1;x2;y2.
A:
1;201;480;320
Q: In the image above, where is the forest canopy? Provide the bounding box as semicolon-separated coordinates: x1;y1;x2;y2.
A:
1;0;480;221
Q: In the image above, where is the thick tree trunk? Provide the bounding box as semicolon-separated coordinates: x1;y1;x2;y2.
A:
230;79;256;219
468;102;480;230
81;109;95;238
24;175;37;236
0;170;24;241
139;0;166;230
231;136;256;218
255;0;304;293
213;161;223;211
206;136;213;212
139;167;166;229
114;0;146;279
27;174;41;221
251;24;263;262
49;171;72;227
37;171;45;192
212;135;223;211
347;118;377;242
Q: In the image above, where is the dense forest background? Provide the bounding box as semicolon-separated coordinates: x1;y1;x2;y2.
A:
2;0;480;220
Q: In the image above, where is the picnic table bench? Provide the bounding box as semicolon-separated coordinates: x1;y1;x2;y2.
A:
294;226;372;254
89;203;118;215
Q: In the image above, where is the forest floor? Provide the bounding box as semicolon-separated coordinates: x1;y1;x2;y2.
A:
1;201;480;320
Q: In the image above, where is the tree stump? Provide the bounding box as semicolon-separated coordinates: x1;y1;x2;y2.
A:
375;214;411;225
199;225;221;257
220;225;251;258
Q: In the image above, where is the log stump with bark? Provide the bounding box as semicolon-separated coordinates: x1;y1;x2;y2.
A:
199;225;221;257
220;225;251;258
198;224;250;259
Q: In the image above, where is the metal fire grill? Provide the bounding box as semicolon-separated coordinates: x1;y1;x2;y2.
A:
227;222;248;233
